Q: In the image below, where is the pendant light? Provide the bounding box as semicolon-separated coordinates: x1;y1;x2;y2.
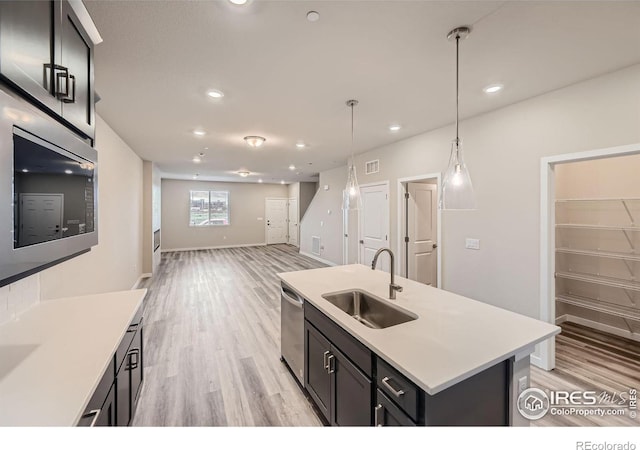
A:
440;26;476;210
342;99;362;211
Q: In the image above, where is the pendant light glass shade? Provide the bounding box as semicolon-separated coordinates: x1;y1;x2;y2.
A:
342;160;362;211
440;26;476;211
342;99;361;211
440;139;476;210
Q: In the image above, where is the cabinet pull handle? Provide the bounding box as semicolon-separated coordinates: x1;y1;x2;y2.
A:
374;404;384;426
327;354;335;374
323;351;330;370
381;377;405;398
61;74;76;104
128;347;140;370
82;409;101;427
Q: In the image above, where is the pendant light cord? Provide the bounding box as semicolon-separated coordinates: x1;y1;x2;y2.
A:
455;33;460;147
350;101;355;165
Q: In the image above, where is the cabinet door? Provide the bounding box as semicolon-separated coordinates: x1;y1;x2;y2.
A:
56;0;94;138
304;321;331;422
375;389;416;427
116;356;131;426
0;1;60;112
94;384;117;426
330;346;372;426
129;323;144;416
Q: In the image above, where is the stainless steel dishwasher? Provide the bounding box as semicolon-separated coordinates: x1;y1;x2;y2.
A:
280;282;304;386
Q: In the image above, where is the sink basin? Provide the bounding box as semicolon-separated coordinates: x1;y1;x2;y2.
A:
321;289;417;329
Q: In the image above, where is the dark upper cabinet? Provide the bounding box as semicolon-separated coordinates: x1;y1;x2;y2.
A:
0;0;95;140
0;1;58;111
57;0;94;138
330;346;371;426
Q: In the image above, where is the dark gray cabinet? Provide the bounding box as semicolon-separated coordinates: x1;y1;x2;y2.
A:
304;302;373;426
330;346;371;426
375;389;416;427
0;0;95;139
77;306;144;427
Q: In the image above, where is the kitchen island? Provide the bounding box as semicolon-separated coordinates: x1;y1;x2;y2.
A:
278;264;560;426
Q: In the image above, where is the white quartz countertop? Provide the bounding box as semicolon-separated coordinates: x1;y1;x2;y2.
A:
278;265;559;395
0;289;146;426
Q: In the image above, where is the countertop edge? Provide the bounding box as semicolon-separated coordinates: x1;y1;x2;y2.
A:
277;268;560;396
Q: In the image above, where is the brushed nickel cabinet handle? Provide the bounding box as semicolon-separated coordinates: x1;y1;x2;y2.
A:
327;354;335;374
374;404;384;426
381;376;405;398
82;409;101;427
323;351;330;370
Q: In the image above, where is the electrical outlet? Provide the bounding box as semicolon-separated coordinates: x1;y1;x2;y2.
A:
518;376;528;393
465;238;480;250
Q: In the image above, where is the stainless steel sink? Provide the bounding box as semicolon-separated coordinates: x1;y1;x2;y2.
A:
321;290;417;329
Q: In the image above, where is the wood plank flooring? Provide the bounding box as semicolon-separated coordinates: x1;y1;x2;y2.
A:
531;322;640;426
134;245;638;426
132;244;325;426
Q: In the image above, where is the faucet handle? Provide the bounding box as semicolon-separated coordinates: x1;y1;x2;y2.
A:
391;284;403;292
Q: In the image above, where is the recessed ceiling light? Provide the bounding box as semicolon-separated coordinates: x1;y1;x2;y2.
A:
289;164;296;170
238;171;250;177
258;179;263;183
307;11;320;22
22;169;28;173
483;84;503;94
229;0;247;4
296;142;306;149
280;180;285;185
244;135;266;148
389;124;401;132
193;130;206;136
65;169;73;174
192;156;201;163
207;89;224;99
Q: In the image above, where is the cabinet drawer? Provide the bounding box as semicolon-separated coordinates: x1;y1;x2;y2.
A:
376;357;419;422
115;306;143;372
305;302;372;376
375;389;416;427
77;357;115;426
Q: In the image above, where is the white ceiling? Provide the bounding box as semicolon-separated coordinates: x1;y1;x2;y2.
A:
86;1;640;184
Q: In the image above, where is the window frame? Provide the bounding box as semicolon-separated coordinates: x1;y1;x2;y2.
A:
189;190;230;227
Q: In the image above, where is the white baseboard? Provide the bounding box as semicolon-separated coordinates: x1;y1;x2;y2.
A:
564;314;640;342
530;354;543;369
161;243;266;253
299;251;338;267
131;273;151;290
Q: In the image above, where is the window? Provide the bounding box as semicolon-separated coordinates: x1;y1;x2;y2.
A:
189;190;229;226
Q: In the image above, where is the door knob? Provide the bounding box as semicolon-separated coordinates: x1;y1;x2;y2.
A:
432;243;438;249
359;240;364;244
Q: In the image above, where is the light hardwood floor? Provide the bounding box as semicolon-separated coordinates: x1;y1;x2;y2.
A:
531;322;639;426
134;245;638;427
133;245;325;426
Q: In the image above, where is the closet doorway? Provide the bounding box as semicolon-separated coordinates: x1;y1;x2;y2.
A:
397;174;441;287
540;143;640;374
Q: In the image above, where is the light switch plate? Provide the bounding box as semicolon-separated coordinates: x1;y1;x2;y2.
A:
465;238;480;250
518;376;528;393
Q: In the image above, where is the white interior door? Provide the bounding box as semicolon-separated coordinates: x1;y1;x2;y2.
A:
19;193;64;247
266;198;288;244
288;198;298;246
407;183;437;286
359;183;389;271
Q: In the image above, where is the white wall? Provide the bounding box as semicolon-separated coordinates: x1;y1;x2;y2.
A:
301;63;640;320
161;179;288;250
0;114;145;315
143;161;162;274
300;166;347;264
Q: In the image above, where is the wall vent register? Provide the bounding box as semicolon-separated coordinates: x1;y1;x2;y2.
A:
365;160;380;175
